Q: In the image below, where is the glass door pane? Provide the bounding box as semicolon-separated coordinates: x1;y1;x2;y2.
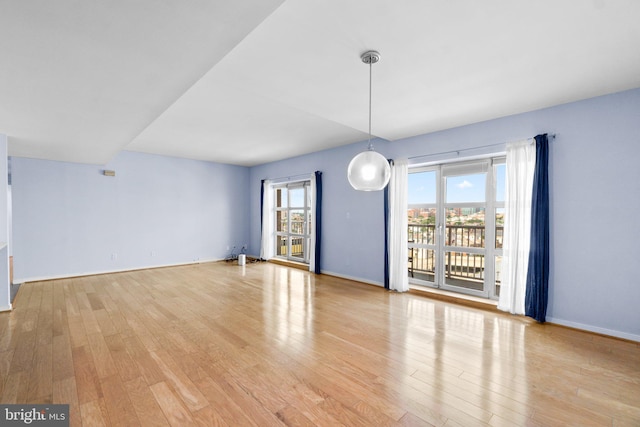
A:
409;247;436;282
290;236;304;259
444;251;485;291
408;170;438;286
495;208;504;248
494;255;503;297
276;235;288;257
408;158;501;299
277;210;288;233
273;183;311;264
290;209;305;261
290;210;305;234
445;174;486;203
442;170;488;295
289;187;304;208
445;207;485;248
276;187;287;208
493;162;505;298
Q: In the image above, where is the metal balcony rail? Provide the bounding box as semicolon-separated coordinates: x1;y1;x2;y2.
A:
408;223;504;283
276;236;305;258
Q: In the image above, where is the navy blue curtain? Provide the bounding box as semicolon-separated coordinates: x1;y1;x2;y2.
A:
260;179;265;230
260;179;265;260
314;171;322;274
525;134;550;322
383;160;393;289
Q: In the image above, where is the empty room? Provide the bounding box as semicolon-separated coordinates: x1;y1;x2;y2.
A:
1;1;639;426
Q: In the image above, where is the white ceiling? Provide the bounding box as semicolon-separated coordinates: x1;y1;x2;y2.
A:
2;0;640;167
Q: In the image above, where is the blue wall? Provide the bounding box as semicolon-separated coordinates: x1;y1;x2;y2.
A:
249;88;640;341
12;151;250;281
249;142;391;285
10;88;640;340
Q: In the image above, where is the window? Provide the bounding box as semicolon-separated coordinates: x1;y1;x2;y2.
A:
408;157;505;299
274;181;311;263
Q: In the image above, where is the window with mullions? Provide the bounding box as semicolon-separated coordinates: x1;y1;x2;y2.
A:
274;181;311;263
408;157;505;300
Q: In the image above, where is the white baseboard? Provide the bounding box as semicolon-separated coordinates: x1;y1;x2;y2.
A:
13;258;222;284
546;316;640;342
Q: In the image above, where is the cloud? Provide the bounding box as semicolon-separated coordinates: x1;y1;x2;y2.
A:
457;180;473;189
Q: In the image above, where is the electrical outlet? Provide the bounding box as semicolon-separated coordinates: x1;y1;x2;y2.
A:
111;253;118;261
151;251;156;257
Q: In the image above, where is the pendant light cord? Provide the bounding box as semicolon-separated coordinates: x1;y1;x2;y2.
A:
368;59;373;151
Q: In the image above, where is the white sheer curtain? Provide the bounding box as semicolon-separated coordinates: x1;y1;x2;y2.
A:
389;159;409;292
498;140;536;314
260;180;274;260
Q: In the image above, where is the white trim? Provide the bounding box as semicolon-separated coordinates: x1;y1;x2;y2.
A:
547;316;640;343
0;303;11;312
13;258;221;284
269;176;310;185
271;178;313;265
272;179;309;189
410;151;507;168
442;159;490;177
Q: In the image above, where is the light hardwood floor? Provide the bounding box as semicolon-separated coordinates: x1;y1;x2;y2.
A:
1;262;638;426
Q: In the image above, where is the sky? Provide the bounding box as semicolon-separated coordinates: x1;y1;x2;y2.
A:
281;165;506;206
281;186;306;208
408;165;505;204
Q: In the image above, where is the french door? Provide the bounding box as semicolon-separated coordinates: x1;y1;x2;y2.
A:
274;182;311;264
408;159;504;299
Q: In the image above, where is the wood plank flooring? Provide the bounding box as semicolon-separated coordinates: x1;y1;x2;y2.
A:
1;262;639;426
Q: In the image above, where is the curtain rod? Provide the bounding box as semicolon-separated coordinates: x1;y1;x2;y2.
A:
408;133;556;161
265;172;313;183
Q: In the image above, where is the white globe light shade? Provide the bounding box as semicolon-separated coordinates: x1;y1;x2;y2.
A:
347;150;391;191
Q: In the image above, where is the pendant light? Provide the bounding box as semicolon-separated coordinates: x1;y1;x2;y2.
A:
347;50;391;191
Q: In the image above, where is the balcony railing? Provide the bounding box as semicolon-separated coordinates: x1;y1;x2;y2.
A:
276;218;308;259
276;236;305;259
408;223;503;287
